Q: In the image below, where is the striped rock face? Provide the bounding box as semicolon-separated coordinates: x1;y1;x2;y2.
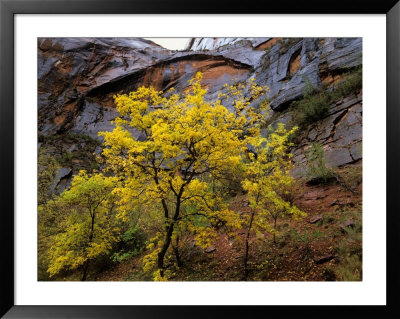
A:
38;37;362;186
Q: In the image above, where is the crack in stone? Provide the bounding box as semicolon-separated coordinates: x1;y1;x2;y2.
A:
328;109;349;142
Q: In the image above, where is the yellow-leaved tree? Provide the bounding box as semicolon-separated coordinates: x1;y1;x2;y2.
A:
99;72;269;279
241;123;306;279
38;149;61;280
47;171;122;280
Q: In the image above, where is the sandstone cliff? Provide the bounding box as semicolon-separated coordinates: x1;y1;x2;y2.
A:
38;37;362;191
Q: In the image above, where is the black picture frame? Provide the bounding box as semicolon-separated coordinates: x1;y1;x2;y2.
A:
1;0;399;318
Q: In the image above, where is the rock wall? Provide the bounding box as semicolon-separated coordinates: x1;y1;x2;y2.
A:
38;38;172;135
38;37;362;189
291;94;362;176
185;37;270;51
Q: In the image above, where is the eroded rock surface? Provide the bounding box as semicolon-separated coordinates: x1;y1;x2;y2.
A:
38;37;362;181
291;94;362;176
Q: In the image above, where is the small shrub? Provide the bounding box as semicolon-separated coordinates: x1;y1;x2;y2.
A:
111;226;146;263
38;148;59;205
312;229;325;239
254;260;270;281
289;77;330;129
335;255;362;281
57;151;73;166
289;66;362;130
334;165;362;194
324;214;335;224
333;214;362;281
111;251;138;263
289;229;312;250
41;132;101;170
292;92;330;128
304;143;335;184
330;66;362;101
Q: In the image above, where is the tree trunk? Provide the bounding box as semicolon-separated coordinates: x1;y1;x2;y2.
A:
157;183;185;278
173;236;183;267
273;216;277;244
81;212;95;281
244;210;255;281
81;260;90;281
155;193;171;277
157;224;174;277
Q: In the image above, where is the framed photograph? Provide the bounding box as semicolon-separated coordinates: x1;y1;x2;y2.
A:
1;0;399;318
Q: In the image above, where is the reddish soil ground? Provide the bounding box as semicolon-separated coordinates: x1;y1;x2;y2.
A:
97;176;362;282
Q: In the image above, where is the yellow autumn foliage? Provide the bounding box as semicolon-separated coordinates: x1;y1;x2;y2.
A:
43;72;304;281
99;72;269;278
46;171;122;279
242;123;307;241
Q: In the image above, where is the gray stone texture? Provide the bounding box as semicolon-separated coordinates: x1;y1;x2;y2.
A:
38;37;362;182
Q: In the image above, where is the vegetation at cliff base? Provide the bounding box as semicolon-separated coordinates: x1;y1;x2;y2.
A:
38;72;362;282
